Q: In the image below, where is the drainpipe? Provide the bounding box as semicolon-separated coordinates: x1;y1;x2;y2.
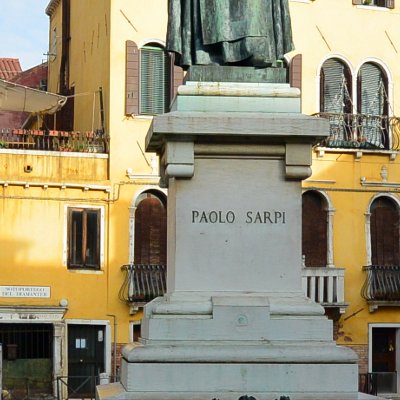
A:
107;314;117;379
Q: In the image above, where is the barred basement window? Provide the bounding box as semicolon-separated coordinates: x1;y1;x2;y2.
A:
139;44;171;115
68;207;100;269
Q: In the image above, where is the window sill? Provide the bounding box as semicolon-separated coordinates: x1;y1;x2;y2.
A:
131;114;154;121
67;269;104;275
355;5;390;11
315;146;398;161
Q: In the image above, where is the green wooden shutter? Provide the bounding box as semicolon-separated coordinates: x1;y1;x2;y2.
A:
359;63;385;115
321;59;347;113
358;62;388;148
140;46;170;115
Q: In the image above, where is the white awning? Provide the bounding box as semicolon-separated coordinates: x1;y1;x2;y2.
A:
0;78;67;114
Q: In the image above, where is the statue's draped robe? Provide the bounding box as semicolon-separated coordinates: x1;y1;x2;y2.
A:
167;0;294;68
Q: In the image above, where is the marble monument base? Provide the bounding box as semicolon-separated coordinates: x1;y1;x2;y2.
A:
97;78;359;400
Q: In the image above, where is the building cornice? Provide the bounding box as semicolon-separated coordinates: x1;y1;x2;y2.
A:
45;0;61;17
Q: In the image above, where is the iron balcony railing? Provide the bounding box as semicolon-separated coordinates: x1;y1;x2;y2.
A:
0;128;109;154
301;267;347;311
359;372;397;395
119;264;167;304
314;112;400;150
362;265;400;302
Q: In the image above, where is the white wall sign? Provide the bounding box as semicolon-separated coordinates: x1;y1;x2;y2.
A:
0;286;51;298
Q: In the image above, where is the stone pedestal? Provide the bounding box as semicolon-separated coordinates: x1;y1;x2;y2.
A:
97;78;359;400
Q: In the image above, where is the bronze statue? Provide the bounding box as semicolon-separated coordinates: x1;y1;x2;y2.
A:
167;0;294;69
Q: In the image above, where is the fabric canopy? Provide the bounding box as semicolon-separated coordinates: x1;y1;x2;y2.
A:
0;78;67;114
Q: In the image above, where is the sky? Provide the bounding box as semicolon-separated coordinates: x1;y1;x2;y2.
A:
0;0;50;70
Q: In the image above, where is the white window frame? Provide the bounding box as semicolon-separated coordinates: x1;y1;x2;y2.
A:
128;187;167;264
129;320;142;343
65;319;112;377
368;322;400;394
302;189;335;268
364;193;400;266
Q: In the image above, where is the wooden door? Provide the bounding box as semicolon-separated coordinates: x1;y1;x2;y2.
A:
68;325;105;398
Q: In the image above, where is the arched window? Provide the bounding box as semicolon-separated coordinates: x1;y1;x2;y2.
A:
357;62;389;148
139;44;171;115
370;196;400;266
125;41;184;116
320;58;352;114
302;191;328;267
357;62;388;117
134;191;167;265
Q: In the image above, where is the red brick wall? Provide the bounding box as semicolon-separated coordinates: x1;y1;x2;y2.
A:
344;344;369;374
112;343;128;379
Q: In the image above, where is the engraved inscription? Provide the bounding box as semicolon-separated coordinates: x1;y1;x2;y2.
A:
245;211;286;224
191;210;286;224
192;210;236;224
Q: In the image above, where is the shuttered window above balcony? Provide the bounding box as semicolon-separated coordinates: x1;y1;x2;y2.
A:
357;62;388;117
320;58;352;114
125;41;184;116
140;45;170;115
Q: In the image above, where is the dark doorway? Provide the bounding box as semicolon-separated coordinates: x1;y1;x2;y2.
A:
372;327;397;393
68;325;105;398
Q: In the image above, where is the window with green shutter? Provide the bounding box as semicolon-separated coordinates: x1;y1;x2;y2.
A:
357;62;389;148
320;58;353;141
357;62;388;116
125;41;184;116
139;45;171;115
320;58;352;114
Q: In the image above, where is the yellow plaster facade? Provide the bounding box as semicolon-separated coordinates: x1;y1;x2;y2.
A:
2;0;400;396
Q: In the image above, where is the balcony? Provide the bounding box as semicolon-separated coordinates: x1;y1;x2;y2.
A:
119;265;346;314
119;264;167;313
0;128;109;154
314;112;400;151
302;267;347;314
362;265;400;311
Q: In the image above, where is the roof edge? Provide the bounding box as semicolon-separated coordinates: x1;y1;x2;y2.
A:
45;0;61;16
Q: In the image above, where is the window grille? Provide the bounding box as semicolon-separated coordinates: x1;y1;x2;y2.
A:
0;324;53;359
